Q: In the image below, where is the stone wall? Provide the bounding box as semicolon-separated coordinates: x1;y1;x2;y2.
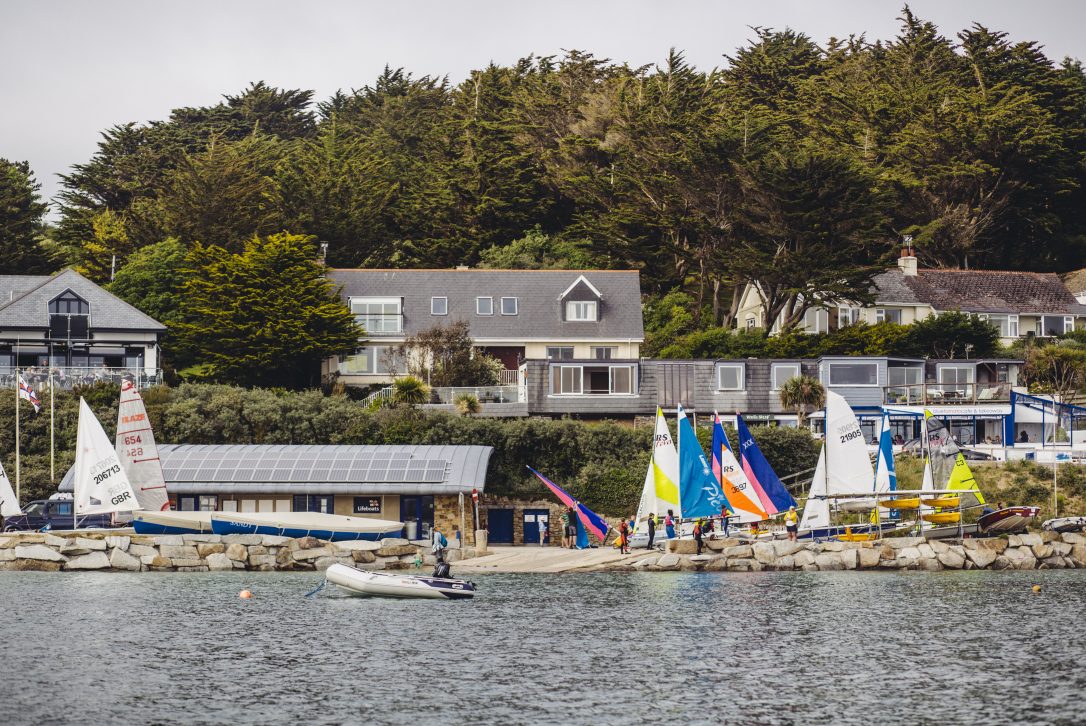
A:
0;532;452;573
434;494;474;547
625;531;1086;572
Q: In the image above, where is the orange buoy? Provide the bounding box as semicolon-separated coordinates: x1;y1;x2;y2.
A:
239;589;252;599
1031;584;1042;593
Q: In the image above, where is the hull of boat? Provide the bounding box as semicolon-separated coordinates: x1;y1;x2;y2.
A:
210;512;403;542
882;498;922;510
132;510;213;535
922;511;961;525
798;522;905;541
978;507;1040;534
921;496;960;508
1043;516;1086;533
924;522;980;540
838;499;878;513
326;563;475;600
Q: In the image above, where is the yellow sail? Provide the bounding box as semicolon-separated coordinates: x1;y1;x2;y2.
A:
924;410;986;505
947;454;985;505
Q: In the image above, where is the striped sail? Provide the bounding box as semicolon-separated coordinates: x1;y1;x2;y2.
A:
74;398;140;515
527;467;609;543
736;414;796;515
874;413;897;494
0;460;20;517
116;379;170;512
711;414;766;523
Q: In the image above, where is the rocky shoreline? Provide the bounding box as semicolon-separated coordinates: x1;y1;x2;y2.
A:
0;532;446;572
614;531;1086;572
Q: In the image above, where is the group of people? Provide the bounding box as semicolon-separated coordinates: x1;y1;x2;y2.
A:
614;503;802;554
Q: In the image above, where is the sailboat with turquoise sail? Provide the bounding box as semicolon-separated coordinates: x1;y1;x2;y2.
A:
675;404;728;522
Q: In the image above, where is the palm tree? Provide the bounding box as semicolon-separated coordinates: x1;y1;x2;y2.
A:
778;375;825;428
392;375;429;406
453;393;481;416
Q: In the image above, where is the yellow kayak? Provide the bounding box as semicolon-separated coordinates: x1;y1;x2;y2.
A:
836;532;879;542
882;497;922;510
922;511;961;524
922;496;960;508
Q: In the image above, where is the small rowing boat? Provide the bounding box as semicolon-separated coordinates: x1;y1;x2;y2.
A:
325;563;475;600
1042;516;1086;533
978;506;1040;534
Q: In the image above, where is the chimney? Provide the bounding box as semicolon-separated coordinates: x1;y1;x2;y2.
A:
898;236;917;277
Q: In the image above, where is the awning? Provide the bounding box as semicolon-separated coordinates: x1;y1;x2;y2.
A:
883;405;1010;418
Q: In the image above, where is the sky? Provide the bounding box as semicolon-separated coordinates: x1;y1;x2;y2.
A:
2;0;1085;214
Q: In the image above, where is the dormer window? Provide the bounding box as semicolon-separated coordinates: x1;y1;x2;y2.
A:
476;297;493;315
431;297;448;316
566;301;597;322
48;290;90;340
500;297;518;315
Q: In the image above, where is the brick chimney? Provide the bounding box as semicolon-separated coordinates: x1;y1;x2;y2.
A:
897;236;918;277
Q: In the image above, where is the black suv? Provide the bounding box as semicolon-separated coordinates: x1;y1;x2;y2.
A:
2;499;116;532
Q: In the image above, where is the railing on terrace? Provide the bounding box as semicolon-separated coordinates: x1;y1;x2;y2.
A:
883;382;1012;406
2;367;162;391
425;385;522;405
498;368;523;385
360;385;394;408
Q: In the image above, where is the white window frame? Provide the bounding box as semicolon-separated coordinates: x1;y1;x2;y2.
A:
938;365;975;384
476;296;493;316
566;300;598;322
349;296;402;334
431;296;448;316
609;365;636;394
1065;316;1075;334
983;313;1019;338
827;362;879;387
771;363;801;391
888;366;922;386
500;297;519;315
550;365;583;395
838;307;861;328
875;308;902;324
745;317;757;330
803;308;828;334
716;363;745;391
546;346;574;361
591;346;618;360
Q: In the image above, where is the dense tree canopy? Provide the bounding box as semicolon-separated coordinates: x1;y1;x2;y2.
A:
0;159;51;274
1;9;1081;375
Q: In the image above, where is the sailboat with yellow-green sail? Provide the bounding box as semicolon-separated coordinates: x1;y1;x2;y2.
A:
630;407;681;547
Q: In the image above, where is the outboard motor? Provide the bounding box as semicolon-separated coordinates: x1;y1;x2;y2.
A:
431;550;451;579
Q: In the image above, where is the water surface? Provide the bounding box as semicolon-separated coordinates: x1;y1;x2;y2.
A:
1;570;1082;725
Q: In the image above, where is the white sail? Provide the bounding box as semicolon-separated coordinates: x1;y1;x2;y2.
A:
0;460;20;517
116;379;170;511
799;448;830;531
650;408;682;519
634;460;655;531
74;398;140;515
799;391;876;530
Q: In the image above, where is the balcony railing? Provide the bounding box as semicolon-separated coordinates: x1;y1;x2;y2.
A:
883;382;1012;406
3;367;162;391
426;385;522;405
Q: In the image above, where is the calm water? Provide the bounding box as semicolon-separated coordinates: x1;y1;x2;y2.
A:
1;569;1083;726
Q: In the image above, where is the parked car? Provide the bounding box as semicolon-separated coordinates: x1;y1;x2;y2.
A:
901;439;995;461
2;498;116;532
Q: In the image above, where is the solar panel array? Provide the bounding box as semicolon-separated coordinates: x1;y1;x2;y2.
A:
161;447;449;484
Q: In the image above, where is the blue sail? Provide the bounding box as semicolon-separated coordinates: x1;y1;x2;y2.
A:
736;415;796;514
676;404;728;518
875;413;899;520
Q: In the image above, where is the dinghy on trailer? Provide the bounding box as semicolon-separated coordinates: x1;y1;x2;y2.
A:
325;563;475;600
1043;516;1086;533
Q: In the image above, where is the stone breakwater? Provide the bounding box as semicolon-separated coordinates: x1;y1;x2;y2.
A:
611;531;1086;573
0;532;450;572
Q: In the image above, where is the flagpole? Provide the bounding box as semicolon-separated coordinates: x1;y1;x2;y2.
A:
14;351;19;506
49;368;55;483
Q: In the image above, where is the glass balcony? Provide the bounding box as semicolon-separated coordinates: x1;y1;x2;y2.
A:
883;382;1011;406
3;367;162;391
425;385;522;405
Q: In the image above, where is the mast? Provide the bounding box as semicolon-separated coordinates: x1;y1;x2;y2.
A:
49;368;55;483
14;362;19;506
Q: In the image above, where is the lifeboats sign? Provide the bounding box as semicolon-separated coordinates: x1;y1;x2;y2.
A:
354;497;381;514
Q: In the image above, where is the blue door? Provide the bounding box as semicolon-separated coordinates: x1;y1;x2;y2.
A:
523;509;549;545
488;508;514;544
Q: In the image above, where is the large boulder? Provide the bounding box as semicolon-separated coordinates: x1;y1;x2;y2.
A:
937;549;966;569
351;550;377;564
0;549;14;562
773;555;796;571
840;549;859;570
197;543;226;558
815;553;844;570
225;544;249;562
1039;530;1060;543
376;537;409;548
1003;546;1038;570
1061;532;1086;545
965;548;998;569
655;553;681;569
884;537;924;549
1051;541;1072;557
247;545;268;557
224;534;265;546
376;544;418;558
14;544;66;562
1012;533;1043;548
917;543;936;559
181;534;222;543
792;550;816;568
171;558;206;568
666;539;698;555
108;548;141;571
261;535;292;546
918;558;943;571
772;541;804;558
857;548;881;569
105;536;131;551
65;552;110;570
43;534;68;547
1070;544;1086;566
249;554;278;568
1;558;62;571
293;546;333;561
206;553;234;571
332;540;383;553
149;555;173;569
752;542;777;565
153;535;185;546
159;545;199;560
129;544;157;558
723;545;753;559
1032;544;1054;560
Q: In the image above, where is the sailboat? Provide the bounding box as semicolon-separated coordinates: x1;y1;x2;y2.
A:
632;407;681;541
736;414;796;516
710;414;766;524
528;466;609;547
0;459;21;519
675;404;728;521
73;398;141;526
798;391;884;539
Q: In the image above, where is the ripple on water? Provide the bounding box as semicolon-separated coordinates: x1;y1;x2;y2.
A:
1;570;1084;726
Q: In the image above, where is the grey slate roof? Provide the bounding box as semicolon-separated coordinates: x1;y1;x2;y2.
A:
329;269;644;340
0;269;165;331
872;267;1086;315
60;444;494;496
